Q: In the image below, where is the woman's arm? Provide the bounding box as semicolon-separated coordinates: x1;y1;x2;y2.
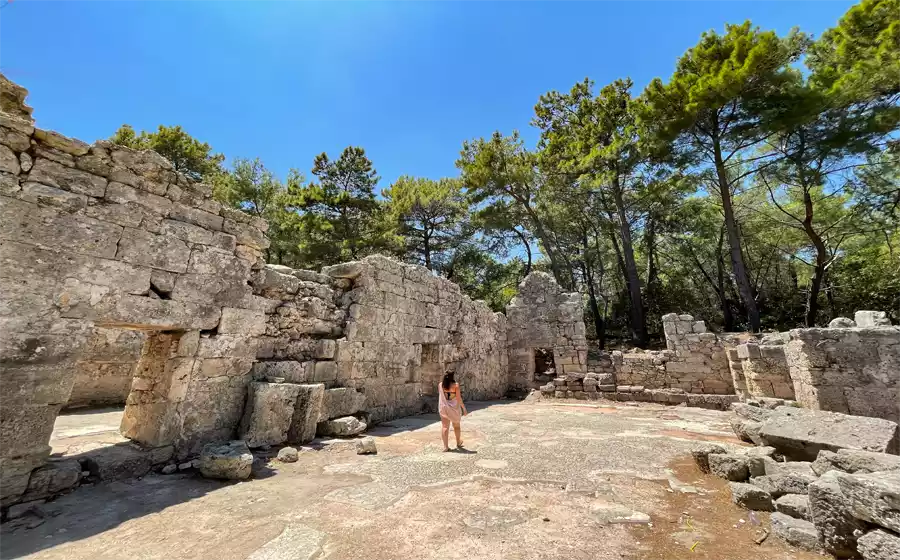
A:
457;384;467;415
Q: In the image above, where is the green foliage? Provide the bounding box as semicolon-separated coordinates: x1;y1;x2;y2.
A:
294;146;393;269
382;176;467;272
109;124;224;181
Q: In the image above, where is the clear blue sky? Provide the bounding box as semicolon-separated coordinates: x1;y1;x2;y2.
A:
1;1;855;187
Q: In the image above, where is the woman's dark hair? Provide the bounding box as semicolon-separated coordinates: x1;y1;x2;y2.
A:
442;371;455;391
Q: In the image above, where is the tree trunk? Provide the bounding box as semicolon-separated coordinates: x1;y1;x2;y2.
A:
513;228;532;278
715;229;735;332
612;177;648;347
423;231;432;271
713;139;761;332
582;234;606;351
801;189;828;327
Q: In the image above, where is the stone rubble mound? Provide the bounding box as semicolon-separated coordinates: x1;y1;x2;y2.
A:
692;404;900;558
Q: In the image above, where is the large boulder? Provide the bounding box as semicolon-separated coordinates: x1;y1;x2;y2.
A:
770;512;821;552
317;416;367;437
808;470;869;558
757;406;899;461
829;317;857;328
287;384;325;444
198;441;253;480
854;310;891;328
729;482;774;511
238;382;301;448
812;449;900;476
835;471;900;533
857;529;900;560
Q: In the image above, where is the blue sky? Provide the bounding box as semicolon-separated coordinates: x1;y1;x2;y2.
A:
1;1;855;187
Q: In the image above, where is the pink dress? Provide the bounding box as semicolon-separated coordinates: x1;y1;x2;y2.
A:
438;382;462;423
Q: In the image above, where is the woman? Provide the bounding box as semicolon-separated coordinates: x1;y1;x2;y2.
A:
437;371;467;451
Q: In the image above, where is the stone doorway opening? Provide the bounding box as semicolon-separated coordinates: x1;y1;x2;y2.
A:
533;348;556;384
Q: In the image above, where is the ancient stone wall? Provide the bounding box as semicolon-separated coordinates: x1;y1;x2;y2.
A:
785;326;900;422
0;74;268;504
612;314;737;394
730;337;795;401
505;272;586;392
65;327;144;409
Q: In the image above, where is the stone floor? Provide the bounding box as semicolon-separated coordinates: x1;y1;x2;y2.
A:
49;407;129;457
2;399;821;560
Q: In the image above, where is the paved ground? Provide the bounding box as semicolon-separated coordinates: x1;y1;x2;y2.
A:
2;399;820;560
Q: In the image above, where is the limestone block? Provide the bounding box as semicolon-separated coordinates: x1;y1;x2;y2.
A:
813;449;900;476
222;217;269;250
196;335;257;359
758;406;899;460
21;459;82;501
691;443;727;473
835;471;900;533
829;317;857;328
108;167;167;196
729;481;774;511
169;203;223;231
315;339;336;360
80;200;147;228
319;388;366;421
775;494;810;520
857;530;900;560
0;125;31;152
104;181;172;215
357;437;377;455
80;443;152;482
238;382;302;448
33;128;89;155
159;219;236;252
96;295;222;331
313;361;338;382
2;196;123;259
317;416;366;437
750;472;815;498
27;157;106;197
708;453;750;481
253;361;312;383
288;384;325;444
115;227;191;273
219;307;266;336
809;471;868;557
855;310;891;328
770;512;821;552
198;441;253;480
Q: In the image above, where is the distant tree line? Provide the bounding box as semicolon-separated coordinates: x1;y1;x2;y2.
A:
111;0;899;347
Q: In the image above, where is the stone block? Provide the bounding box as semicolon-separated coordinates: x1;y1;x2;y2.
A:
708;453;750;481
313;361;338;383
276;447;299;462
27;157;106;197
855;310;891;328
729;481;774;511
238;381;300;448
317;416;366;437
222;217;268;250
357;437;377;455
115;227;191;273
218;307;266;336
758;406;899;460
813;449;900;476
857;530;900;560
288;384;325;444
835;471;900;533
319;388;366;421
169;203;223;231
770;512;821;552
775;494;810;520
22;459;82;500
105;181;172;215
750;472;815;498
809;470;868;558
198;441;253;480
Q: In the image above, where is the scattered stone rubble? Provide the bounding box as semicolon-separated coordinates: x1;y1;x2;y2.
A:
695;402;900;559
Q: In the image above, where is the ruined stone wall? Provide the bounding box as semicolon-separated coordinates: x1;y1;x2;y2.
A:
246;256;508;427
729;336;795;401
612;314;737;394
785;326;900;422
506;272;586;391
65;328;144;409
327;255;508;423
0;74;268;504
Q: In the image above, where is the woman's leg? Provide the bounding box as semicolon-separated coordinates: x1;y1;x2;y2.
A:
453;422;462;447
440;417;450;451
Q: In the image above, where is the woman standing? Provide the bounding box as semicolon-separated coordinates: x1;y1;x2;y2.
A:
437;371;467;451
